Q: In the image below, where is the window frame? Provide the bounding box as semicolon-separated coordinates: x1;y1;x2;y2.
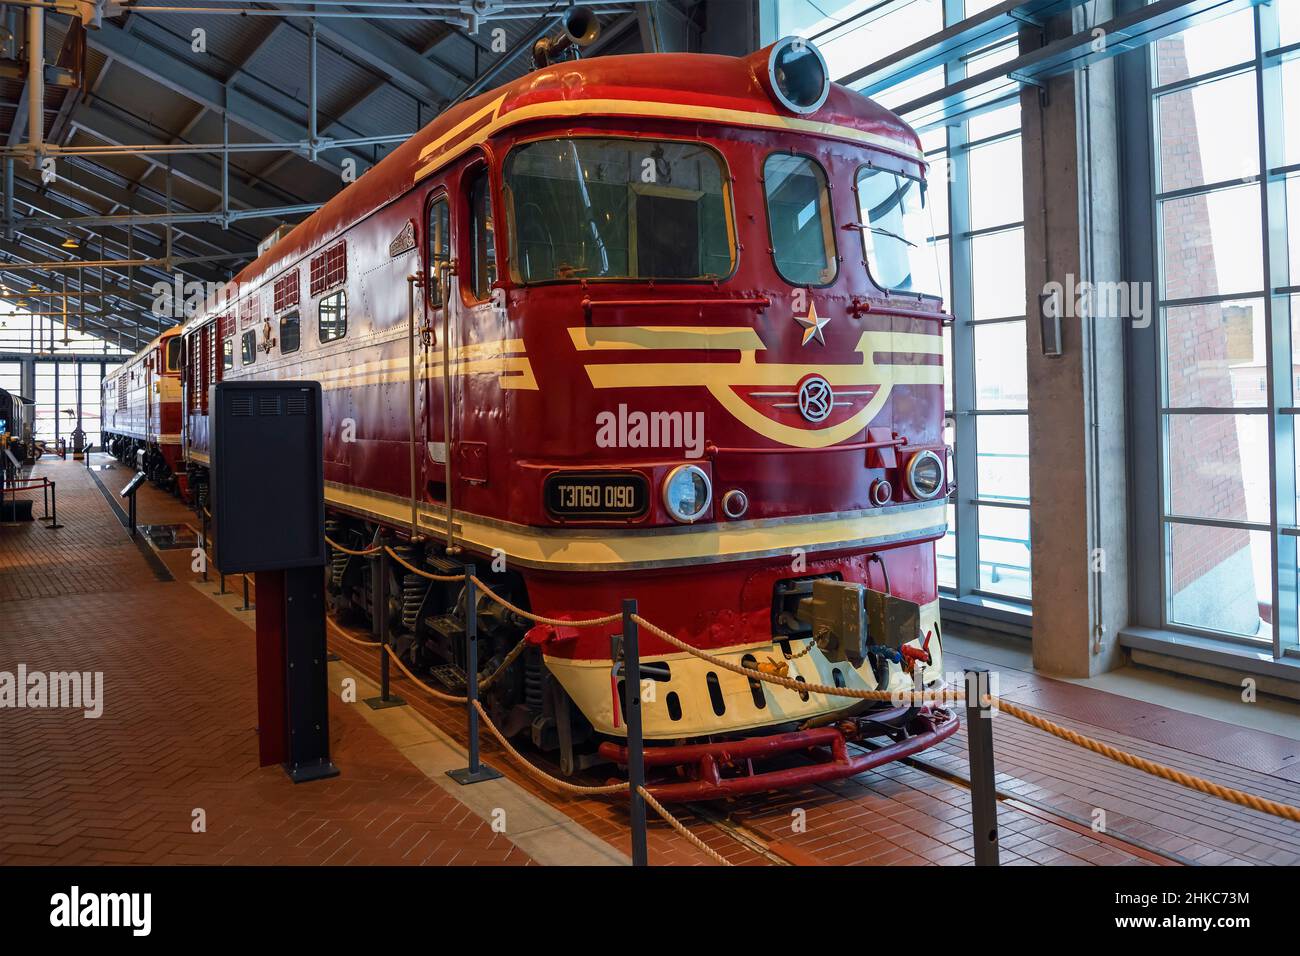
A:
854;164;945;300
165;337;182;372
500;133;740;287
240;329;257;366
463;161;498;303
222;338;234;372
425;190;450;309
279;309;301;355
1124;0;1300;663
760;150;840;289
318;289;348;344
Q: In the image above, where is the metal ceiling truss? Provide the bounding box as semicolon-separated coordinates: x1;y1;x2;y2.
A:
0;0;650;348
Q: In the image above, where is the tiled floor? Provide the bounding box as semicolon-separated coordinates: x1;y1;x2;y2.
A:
4;455;1300;866
0;456;532;866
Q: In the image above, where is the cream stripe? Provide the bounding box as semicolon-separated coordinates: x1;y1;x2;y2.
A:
413;97;924;183
569;326;767;352
323;480;945;572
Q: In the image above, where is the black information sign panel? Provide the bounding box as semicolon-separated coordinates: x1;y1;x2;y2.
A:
211;381;324;573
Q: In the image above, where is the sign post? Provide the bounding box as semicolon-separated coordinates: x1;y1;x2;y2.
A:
212;381;337;783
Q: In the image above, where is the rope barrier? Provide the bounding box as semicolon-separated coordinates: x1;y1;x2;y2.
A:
325;535;383;557
638;786;732;866
632;614;1300;824
472;700;628;795
470;575;622;629
479;637;528;691
992;699;1300;823
325;617;382;649
320;536;1300;845
325;617;724;861
383;645;468;704
384;546;466;582
633;614;965;707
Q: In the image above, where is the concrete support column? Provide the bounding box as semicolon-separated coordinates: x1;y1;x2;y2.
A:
1020;8;1130;676
19;354;34;399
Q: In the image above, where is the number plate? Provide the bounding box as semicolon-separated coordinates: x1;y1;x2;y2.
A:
544;473;649;519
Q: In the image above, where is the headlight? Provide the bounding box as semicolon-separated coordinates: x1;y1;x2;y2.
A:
766;36;830;115
663;464;712;523
906;450;944;500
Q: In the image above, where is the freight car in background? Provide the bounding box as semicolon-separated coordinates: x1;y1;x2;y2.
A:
179;15;957;801
101;325;185;493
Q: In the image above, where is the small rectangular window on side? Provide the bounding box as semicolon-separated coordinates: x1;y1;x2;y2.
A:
241;330;256;365
428;197;449;307
319;290;347;343
280;310;301;353
222;338;234;371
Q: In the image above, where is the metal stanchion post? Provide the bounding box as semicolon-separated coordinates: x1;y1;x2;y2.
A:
965;669;1000;866
365;542;403;709
49;481;61;529
218;571;226;595
200;508;209;582
448;564;501;784
128;488;137;537
623;599;648;867
242;575;251;611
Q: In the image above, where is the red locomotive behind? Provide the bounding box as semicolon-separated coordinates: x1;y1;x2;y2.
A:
101;325;186;493
179;23;957;800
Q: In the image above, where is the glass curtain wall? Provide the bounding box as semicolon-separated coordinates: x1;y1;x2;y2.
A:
769;0;1033;611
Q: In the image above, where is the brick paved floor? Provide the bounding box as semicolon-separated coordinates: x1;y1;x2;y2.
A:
4;455;1299;867
0;456;532;866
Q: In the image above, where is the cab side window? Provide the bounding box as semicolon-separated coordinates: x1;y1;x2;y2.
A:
241;330;256;366
428;197;449;307
223;338;234;371
467;167;496;300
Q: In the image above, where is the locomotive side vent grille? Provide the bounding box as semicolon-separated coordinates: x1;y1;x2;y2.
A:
258;395;282;416
286;394;308;416
231;396;253;417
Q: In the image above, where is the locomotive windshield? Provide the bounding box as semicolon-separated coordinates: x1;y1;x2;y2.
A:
165;337;181;372
504;137;734;282
855;168;944;298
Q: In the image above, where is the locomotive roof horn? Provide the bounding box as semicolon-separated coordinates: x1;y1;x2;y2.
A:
532;6;600;69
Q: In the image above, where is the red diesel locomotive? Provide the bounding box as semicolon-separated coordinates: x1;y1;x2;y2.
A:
179;24;957;800
101;325;186;492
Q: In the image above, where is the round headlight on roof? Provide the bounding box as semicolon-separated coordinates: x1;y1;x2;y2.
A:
766;36;831;115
